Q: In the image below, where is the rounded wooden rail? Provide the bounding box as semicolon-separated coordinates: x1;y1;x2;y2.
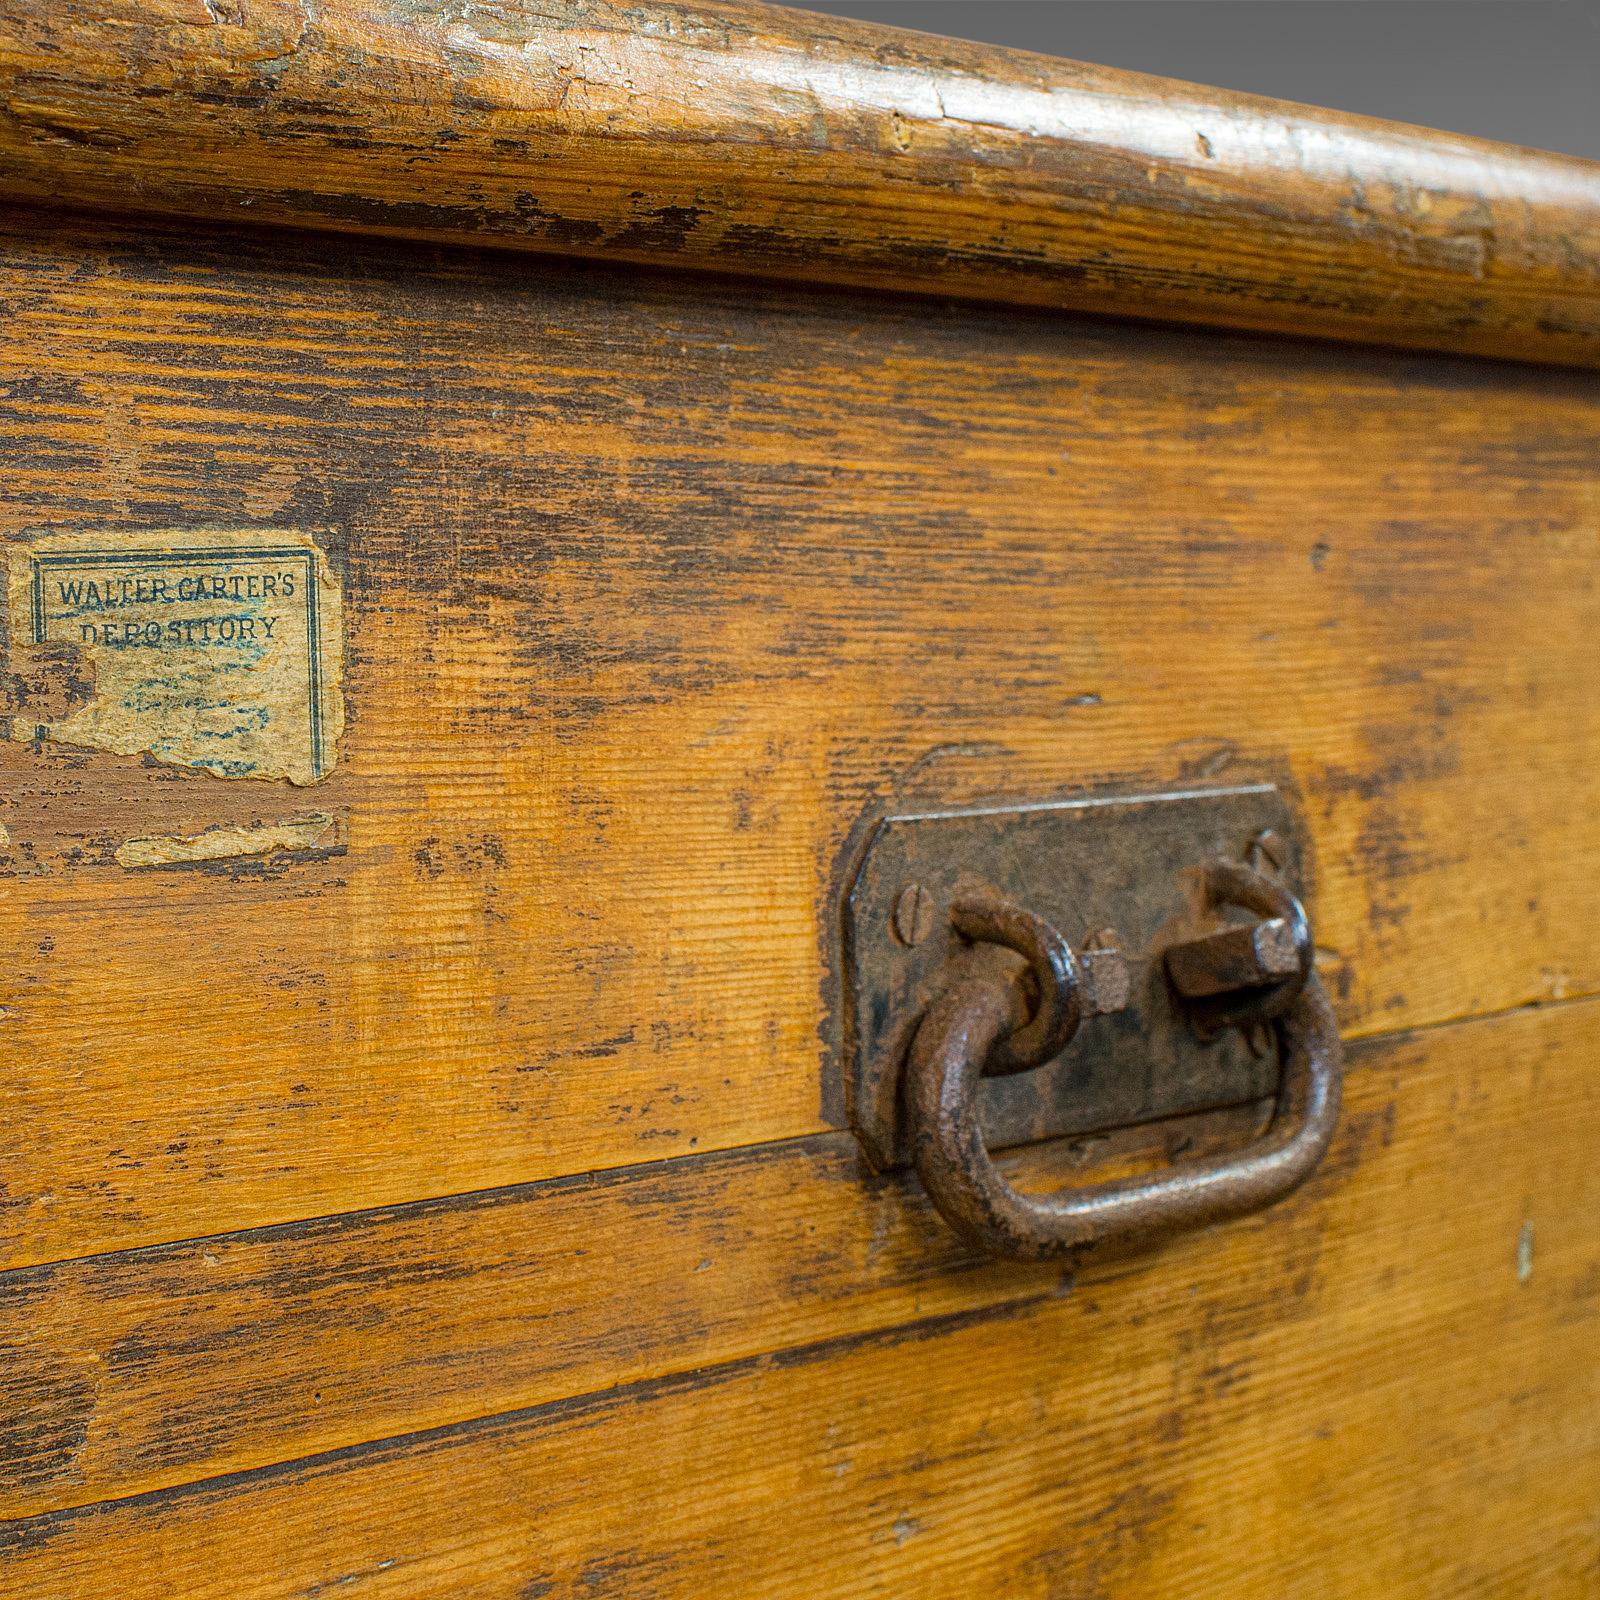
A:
1;0;1599;366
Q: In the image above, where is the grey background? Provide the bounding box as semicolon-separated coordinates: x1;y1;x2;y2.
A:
794;0;1600;160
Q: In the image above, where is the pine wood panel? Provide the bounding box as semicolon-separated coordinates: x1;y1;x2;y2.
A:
3;213;1600;1271
0;1099;1270;1518
3;997;1595;1594
2;1;1599;367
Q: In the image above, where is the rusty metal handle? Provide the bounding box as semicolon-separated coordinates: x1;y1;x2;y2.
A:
904;898;1342;1262
907;973;1340;1259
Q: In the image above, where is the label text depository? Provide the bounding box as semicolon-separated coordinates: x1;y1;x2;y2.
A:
52;567;299;648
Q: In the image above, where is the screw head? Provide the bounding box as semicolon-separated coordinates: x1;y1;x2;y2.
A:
892;882;937;947
1077;935;1131;1018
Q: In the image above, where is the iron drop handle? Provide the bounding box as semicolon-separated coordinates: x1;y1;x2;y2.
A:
904;861;1342;1261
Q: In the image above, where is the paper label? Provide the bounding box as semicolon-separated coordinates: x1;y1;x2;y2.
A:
7;528;344;784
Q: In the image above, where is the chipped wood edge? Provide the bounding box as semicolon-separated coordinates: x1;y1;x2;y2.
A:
112;814;335;870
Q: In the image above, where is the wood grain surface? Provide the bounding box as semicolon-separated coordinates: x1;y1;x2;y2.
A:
1;11;1598;1579
0;1098;1269;1517
1;0;1599;366
4;212;1600;1274
4;996;1596;1594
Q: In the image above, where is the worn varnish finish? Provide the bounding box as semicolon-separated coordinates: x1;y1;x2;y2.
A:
2;0;1598;1589
3;215;1600;1272
2;1;1600;367
1;1099;1273;1516
4;999;1597;1593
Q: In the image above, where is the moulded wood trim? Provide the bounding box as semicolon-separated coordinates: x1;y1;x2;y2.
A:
1;0;1599;366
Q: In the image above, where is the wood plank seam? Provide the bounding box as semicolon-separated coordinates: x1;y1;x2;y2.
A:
2;986;1594;1591
0;987;1574;1280
0;1296;1055;1543
4;990;1595;1525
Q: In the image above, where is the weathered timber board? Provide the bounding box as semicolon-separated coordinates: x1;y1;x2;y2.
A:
2;997;1596;1593
0;1098;1268;1517
2;212;1599;1269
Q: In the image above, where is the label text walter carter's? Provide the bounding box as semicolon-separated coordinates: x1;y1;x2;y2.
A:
54;567;298;647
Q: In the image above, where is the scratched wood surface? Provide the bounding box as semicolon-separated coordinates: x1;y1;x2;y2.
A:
3;2;1600;1581
0;1097;1271;1517
2;0;1600;367
4;211;1600;1277
3;997;1596;1594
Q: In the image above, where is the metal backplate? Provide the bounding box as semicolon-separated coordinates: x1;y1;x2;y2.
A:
842;782;1306;1169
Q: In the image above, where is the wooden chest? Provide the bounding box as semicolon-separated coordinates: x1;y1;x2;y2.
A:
1;2;1597;1593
